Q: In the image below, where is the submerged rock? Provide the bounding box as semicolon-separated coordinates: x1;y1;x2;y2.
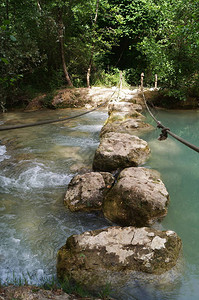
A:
103;167;169;227
64;172;114;212
93;132;150;172
57;226;182;290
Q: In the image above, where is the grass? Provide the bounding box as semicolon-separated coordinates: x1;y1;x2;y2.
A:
0;272;112;299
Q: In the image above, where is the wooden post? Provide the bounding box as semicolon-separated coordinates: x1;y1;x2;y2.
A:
120;71;123;90
155;74;158;90
140;72;144;91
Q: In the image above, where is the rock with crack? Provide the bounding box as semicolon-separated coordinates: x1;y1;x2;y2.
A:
64;172;115;212
103;167;169;227
57;226;182;290
93;132;150;172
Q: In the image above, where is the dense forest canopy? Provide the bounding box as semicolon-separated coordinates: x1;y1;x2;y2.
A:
0;0;198;110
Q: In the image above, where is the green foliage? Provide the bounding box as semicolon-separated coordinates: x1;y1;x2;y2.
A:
1;271;112;299
0;0;198;108
92;67;129;88
41;93;56;109
98;282;113;299
124;68;142;86
137;0;199;98
57;276;91;298
0;0;119;110
109;0;159;38
0;2;46;110
57;276;113;299
93;68;121;87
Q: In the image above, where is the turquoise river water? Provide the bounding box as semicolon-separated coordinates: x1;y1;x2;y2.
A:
0;107;199;299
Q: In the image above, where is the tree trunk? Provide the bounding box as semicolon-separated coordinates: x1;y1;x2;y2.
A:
37;0;42;12
58;9;73;87
6;0;9;20
87;48;94;89
86;65;91;89
86;0;99;88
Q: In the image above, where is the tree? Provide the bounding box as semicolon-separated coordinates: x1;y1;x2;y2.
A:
1;0;198;110
104;0;161;84
0;0;44;109
138;0;199;98
57;6;73;86
86;0;99;88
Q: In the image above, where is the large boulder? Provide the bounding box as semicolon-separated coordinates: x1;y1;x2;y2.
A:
64;172;115;212
100;118;154;137
103;167;169;227
57;226;182;290
93;132;150;172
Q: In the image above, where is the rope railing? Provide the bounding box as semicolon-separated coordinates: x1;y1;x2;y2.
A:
0;78;123;132
142;91;199;154
0;103;107;132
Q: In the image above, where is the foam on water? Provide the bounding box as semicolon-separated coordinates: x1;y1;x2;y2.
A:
0;163;72;192
0;145;10;162
14;164;72;190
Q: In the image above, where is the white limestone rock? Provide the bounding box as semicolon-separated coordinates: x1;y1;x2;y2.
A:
57;226;182;289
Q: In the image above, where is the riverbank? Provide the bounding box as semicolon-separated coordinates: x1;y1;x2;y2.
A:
0;284;113;300
3;85;198;114
24;87;143;111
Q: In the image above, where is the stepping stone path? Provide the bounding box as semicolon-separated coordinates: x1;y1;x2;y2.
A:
58;88;182;291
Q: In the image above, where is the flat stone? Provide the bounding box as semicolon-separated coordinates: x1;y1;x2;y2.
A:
105;111;143;124
93;132;150;172
103;167;169;226
108;101;143;115
100;118;154;137
57;226;182;290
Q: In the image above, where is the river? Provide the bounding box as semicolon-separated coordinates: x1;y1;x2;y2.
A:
0;108;199;299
